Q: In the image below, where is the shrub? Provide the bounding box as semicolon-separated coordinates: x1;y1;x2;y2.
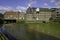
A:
42;21;46;23
49;17;53;21
17;20;25;24
0;19;4;24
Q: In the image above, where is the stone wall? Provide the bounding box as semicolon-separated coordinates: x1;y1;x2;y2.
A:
25;12;52;22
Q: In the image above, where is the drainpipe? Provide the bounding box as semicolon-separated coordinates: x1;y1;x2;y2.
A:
17;12;20;23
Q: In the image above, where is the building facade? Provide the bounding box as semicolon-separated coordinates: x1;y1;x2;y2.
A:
4;8;60;23
26;7;52;22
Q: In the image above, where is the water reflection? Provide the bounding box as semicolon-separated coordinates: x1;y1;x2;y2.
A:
0;24;16;40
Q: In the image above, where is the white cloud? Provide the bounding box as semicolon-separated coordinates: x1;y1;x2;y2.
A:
0;6;14;13
26;0;37;8
44;3;48;6
55;1;60;5
43;3;50;8
0;6;27;13
54;1;60;8
50;0;60;3
28;1;36;6
0;6;13;11
16;6;27;12
50;0;60;8
42;3;52;8
54;3;60;8
50;0;55;3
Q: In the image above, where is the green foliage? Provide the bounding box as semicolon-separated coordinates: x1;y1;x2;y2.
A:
42;21;46;23
0;19;4;24
16;20;25;24
49;17;60;23
49;17;53;21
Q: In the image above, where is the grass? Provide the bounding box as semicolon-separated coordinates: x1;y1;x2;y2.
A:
25;22;60;38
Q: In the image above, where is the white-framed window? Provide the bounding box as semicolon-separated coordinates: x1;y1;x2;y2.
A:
14;17;17;19
23;17;24;19
7;17;9;18
10;15;13;17
19;17;22;19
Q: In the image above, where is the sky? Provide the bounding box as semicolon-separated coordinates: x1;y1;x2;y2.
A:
0;0;60;12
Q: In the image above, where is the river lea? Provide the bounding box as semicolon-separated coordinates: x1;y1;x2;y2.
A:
2;24;60;40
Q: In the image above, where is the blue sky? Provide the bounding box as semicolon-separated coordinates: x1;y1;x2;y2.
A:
0;0;60;12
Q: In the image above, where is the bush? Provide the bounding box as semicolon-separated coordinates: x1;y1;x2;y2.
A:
17;20;25;24
53;19;60;23
42;21;46;23
0;19;4;24
49;17;53;21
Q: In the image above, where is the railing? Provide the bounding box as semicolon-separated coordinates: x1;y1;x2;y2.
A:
0;32;8;40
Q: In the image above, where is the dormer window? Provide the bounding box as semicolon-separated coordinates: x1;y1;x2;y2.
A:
36;8;39;11
57;12;59;14
51;8;56;12
57;12;60;16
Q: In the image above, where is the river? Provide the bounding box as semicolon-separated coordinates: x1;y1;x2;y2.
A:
1;24;60;40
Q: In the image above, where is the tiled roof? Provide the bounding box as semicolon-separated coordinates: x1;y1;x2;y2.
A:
27;7;51;12
4;11;19;15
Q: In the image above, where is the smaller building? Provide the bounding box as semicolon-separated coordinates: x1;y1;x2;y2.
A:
4;11;20;23
4;11;25;23
4;11;19;20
